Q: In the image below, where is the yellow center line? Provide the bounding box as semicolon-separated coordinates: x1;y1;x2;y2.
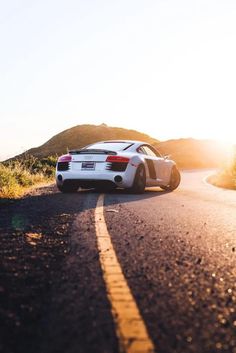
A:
95;194;155;353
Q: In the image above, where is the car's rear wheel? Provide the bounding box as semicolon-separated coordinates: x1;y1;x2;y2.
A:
57;184;78;193
130;164;146;194
161;166;181;191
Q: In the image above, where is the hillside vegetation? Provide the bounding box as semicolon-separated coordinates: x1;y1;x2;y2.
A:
0;156;56;199
207;147;236;190
24;124;159;158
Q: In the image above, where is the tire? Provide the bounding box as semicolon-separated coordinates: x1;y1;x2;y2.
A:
130;164;146;194
57;184;78;193
161;166;181;191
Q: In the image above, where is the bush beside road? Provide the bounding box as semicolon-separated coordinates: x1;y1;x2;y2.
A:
0;156;57;199
208;147;236;190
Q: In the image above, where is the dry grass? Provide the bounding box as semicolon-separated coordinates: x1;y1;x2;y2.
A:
208;150;236;190
207;172;236;190
0;158;55;199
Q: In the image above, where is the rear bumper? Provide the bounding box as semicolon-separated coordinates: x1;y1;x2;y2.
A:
59;179;117;189
55;169;135;188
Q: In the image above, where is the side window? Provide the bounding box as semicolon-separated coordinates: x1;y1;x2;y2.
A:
150;146;162;158
142;146;158;157
137;146;147;155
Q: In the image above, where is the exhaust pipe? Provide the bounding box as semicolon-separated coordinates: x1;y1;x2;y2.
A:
114;175;122;183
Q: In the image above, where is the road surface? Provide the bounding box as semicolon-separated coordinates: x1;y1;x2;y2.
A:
1;170;236;353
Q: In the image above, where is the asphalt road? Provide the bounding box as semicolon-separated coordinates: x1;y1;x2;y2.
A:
1;170;236;353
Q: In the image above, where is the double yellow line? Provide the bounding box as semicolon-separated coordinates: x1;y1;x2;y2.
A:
95;194;155;353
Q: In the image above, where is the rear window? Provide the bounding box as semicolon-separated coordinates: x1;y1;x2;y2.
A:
85;142;132;152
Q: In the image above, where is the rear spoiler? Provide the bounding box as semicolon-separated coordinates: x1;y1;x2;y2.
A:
69;149;117;155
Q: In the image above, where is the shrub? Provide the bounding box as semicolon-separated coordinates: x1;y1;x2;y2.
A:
0;156;56;198
209;145;236;190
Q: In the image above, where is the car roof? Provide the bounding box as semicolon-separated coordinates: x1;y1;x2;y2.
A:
93;140;149;145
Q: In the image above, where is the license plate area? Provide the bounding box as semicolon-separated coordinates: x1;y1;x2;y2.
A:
81;162;95;170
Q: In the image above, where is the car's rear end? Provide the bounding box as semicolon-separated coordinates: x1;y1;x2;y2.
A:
56;142;138;192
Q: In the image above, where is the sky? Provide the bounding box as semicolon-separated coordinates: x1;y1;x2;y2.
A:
1;0;236;160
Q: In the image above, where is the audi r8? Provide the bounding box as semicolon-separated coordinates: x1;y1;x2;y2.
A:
56;140;181;193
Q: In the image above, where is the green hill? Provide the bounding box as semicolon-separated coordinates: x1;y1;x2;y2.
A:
23;124;159;158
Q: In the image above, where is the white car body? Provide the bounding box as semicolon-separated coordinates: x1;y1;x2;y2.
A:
56;140;180;192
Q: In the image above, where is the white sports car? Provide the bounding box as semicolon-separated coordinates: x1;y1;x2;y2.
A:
56;140;181;193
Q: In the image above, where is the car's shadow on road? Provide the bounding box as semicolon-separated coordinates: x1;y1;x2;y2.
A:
83;187;171;206
70;186;171;208
0;185;171;231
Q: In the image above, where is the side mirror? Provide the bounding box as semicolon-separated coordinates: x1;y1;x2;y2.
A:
164;154;171;160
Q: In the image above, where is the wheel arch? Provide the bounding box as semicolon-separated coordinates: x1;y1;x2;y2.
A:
166;161;177;182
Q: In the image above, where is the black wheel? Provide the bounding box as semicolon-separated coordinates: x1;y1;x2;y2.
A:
130;164;146;194
57;184;78;193
161;166;181;191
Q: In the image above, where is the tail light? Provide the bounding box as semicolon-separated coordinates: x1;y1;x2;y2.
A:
57;154;71;171
58;154;72;162
106;156;130;163
106;155;129;172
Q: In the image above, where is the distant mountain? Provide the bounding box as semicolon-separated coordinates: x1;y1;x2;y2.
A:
155;138;227;169
16;124;228;169
22;124;159;158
